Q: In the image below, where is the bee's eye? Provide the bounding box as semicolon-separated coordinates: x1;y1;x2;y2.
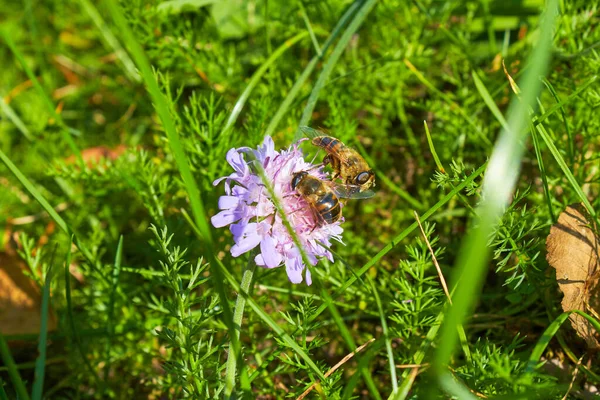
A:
356;171;371;185
291;172;307;190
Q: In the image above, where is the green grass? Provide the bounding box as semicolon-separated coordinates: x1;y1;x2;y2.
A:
0;0;599;398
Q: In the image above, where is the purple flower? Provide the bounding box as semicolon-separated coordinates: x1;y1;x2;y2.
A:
211;136;344;285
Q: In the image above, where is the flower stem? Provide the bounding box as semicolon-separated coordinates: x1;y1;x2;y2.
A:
224;255;257;398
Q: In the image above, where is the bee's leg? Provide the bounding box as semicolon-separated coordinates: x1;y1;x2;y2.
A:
309;208;324;233
287;207;305;215
309;217;325;233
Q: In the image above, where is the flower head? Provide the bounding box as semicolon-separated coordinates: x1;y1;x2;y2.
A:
211;136;343;285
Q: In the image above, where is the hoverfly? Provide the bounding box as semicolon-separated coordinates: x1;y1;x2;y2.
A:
300;126;376;193
291;170;374;227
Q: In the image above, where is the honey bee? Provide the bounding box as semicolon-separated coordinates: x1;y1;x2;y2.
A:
300;126;376;193
290;171;374;227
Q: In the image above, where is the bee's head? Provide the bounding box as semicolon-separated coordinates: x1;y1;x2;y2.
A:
354;170;375;189
291;171;308;190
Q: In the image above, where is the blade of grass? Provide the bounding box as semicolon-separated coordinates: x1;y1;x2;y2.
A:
411;0;470;55
393;311;444;400
31;244;57;400
437;372;478;400
472;70;509;131
503;67;596;222
397;86;425;167
473;69;556;222
0;333;30;400
298;338;375;400
0;149;68;232
540;77;573;165
0;148;96;265
532;76;597;129
368;277;397;395
413;211;471;362
1;31;83;167
295;0;377;140
341;338;386;399
265;0;362;137
23;0;47;81
298;1;321;56
104;236;123;381
0;97;33;141
528;119;555;222
77;0;140;82
222;31;309;133
0;379;8;400
102;0;238;362
423;121;444;173
224;266;326;381
224;254;257;398
482;0;497;53
64;236;103;387
526;310;600;373
475;71;597;224
405;59;491;147
535;121;596;220
431;1;559;394
318;284;382;400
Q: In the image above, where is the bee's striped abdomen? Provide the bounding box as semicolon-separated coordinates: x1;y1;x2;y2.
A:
315;192;341;224
312;136;343;153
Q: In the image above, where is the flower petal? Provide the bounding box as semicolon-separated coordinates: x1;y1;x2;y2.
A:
230;222;262;257
211;209;241;228
254;253;265;266
260;235;282;268
231;233;262;257
305;268;312;286
285;253;303;284
226;148;248;176
218;195;240;210
213;176;228;186
230;221;255;241
255;136;275;163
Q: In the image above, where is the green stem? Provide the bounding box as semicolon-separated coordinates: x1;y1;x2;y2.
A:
224;256;257;398
0;334;30;400
222;31;309;133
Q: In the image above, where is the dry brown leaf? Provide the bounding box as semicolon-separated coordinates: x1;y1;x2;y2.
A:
0;249;57;335
64;144;127;167
546;204;600;348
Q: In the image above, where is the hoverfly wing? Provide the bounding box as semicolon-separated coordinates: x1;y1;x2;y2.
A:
331;183;375;199
300;126;325;139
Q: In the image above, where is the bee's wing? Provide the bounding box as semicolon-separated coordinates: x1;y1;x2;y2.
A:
300;126;325;139
330;183;375;199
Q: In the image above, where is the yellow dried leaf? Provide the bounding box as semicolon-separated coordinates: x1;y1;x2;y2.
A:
546;204;600;348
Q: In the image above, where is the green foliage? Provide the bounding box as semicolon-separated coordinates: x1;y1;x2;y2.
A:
0;0;599;399
148;225;222;398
